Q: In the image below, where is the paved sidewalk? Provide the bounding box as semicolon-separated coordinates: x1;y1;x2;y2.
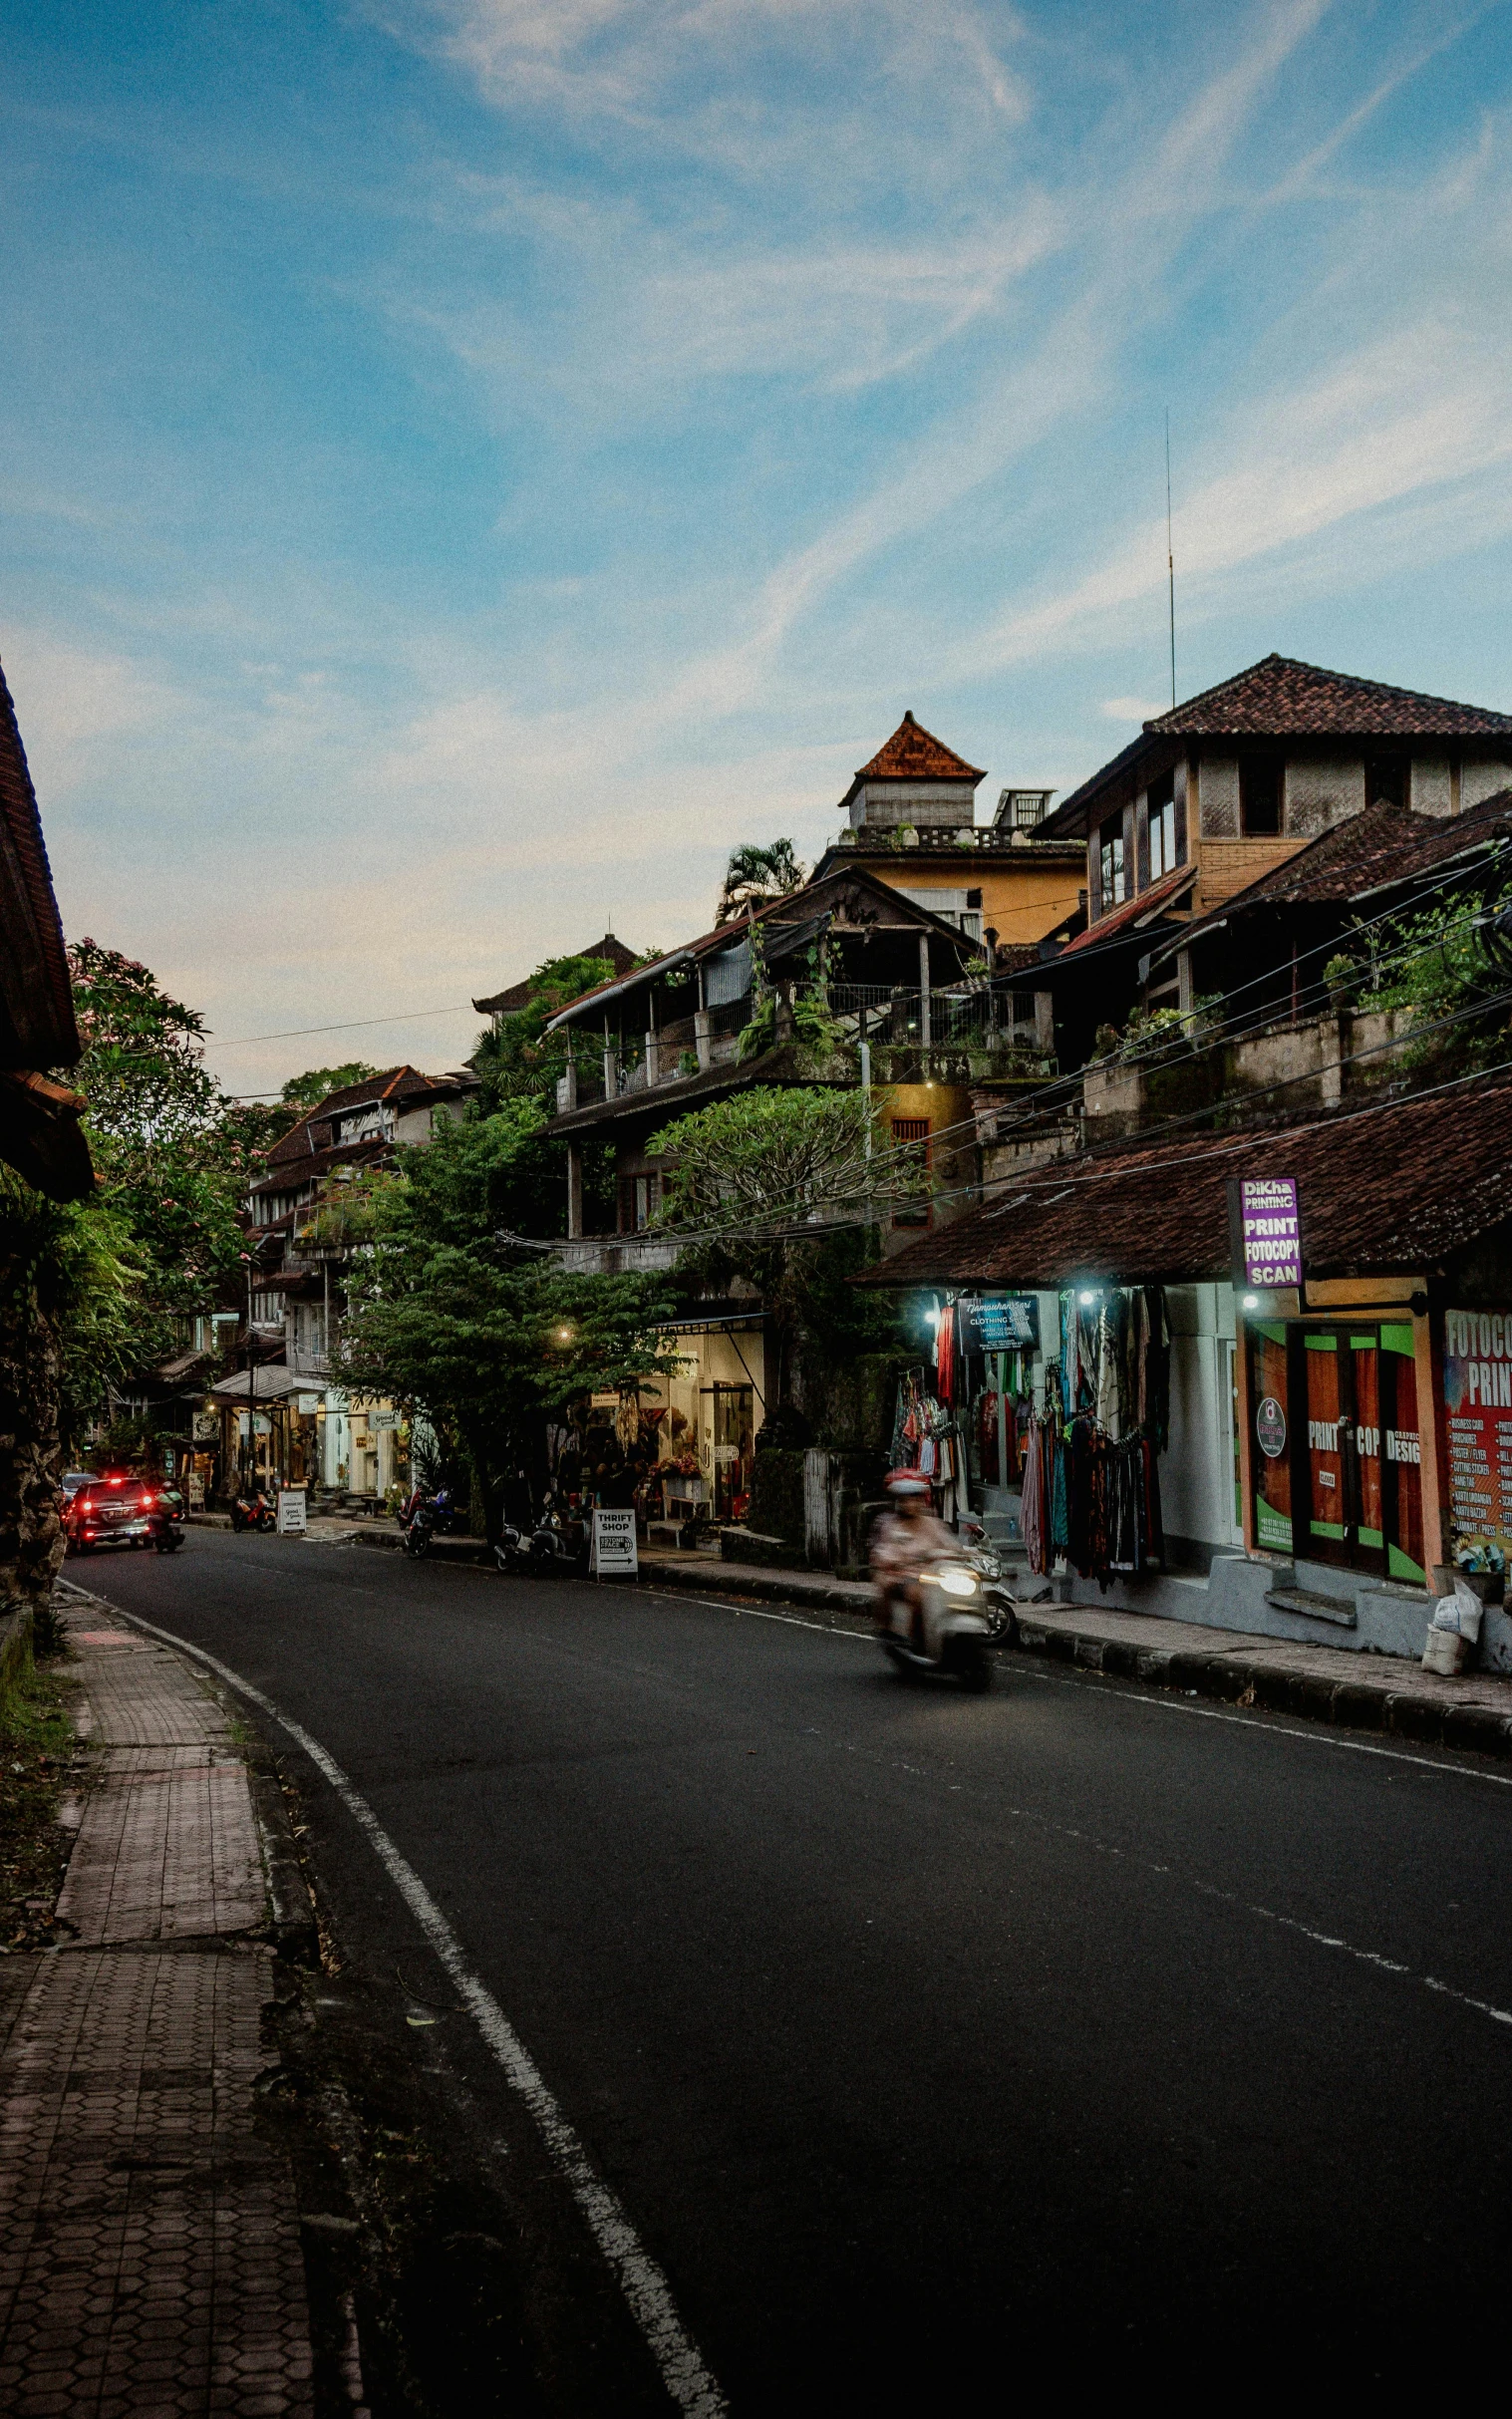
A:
0;1598;316;2417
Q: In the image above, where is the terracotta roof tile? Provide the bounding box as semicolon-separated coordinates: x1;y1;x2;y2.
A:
846;711;986;795
1148;653;1512;741
864;1074;1512;1290
1061;862;1195;954
473;933;638;1018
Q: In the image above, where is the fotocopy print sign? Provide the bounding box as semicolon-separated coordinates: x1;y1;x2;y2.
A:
1228;1176;1303;1292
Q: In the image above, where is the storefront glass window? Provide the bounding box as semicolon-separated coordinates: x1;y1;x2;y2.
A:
1248;1318;1423;1582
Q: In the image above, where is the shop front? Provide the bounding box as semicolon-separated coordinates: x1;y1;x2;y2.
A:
1247;1314;1427;1586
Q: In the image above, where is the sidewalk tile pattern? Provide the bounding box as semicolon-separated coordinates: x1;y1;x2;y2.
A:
0;1606;314;2415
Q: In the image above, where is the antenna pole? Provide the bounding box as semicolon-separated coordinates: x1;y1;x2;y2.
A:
1165;409;1176;710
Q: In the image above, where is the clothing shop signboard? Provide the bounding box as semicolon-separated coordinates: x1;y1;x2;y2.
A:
1228;1176;1303;1292
955;1295;1039;1354
1442;1306;1512;1568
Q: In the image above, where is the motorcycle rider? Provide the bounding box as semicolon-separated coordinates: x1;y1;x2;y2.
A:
870;1471;957;1651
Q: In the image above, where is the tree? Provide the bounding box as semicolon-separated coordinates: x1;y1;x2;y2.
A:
337;1108;679;1537
279;1061;380;1110
472;954;618;1116
0;1166;138;1615
1324;883;1512;1075
715;840;805;928
65;941;256;1373
647;1086;925;1413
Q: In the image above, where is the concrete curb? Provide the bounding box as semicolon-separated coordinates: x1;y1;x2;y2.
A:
1013;1617;1512;1761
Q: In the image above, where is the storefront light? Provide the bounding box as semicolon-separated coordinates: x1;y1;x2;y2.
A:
1242;1293;1260;1310
1078;1289;1098;1305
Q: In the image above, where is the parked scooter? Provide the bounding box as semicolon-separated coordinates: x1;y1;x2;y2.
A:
878;1559;994;1690
229;1488;276;1534
494;1496;586;1577
398;1484;459;1557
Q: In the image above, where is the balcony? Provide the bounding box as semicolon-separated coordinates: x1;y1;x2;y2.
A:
554;986;1049;1113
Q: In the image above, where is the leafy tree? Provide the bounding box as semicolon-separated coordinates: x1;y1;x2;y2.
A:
337;1109;679;1536
648;1086;924;1410
1323;884;1512;1075
279;1061;380;1109
65;941;256;1367
0;1165;138;1613
716;840;805;928
472;954;618;1115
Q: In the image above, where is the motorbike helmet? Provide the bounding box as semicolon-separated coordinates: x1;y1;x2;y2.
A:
885;1471;930;1496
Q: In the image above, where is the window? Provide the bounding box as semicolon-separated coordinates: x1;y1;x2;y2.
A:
890;1117;931;1228
1239;753;1283;835
620;1171;662;1231
1097;812;1125;913
1147;772;1176;880
1363;753;1405;809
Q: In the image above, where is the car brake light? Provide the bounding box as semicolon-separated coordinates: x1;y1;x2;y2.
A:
108;1475;123;1487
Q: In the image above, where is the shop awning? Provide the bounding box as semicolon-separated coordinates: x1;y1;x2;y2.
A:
209;1364;306;1402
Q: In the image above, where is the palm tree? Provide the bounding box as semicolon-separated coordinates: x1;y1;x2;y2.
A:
715;839;806;927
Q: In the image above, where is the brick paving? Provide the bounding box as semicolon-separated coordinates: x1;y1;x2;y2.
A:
0;1601;315;2415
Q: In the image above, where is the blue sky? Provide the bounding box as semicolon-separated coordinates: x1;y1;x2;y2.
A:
4;0;1511;1095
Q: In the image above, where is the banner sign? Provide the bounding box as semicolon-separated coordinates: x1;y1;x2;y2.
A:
192;1410;219;1441
277;1486;308;1536
955;1295;1040;1353
589;1506;638;1577
1228;1176;1303;1293
1443;1307;1512;1567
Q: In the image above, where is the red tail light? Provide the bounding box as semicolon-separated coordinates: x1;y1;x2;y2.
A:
141;1493;155;1508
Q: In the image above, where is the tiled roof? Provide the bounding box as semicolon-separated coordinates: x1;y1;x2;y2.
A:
844;711;986;798
1147;654;1512;741
863;1074;1512;1290
1170;790;1512;948
0;657;80;1069
252;1137;392;1191
1061;862;1195;954
1043;657;1512;838
264;1065;473;1165
473;932;639;1017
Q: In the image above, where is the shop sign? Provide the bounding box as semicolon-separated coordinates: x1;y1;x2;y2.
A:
192;1410;219;1441
1443;1307;1512;1566
955;1295;1040;1352
277;1486;308;1536
589;1507;638;1577
373;1409;401;1431
295;1393;323;1415
1256;1396;1287;1458
1229;1176;1303;1292
186;1473;205;1508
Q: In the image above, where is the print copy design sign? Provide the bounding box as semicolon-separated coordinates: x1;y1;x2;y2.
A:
1238;1178;1302;1290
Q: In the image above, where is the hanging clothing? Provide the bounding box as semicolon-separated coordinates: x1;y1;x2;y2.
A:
936;1304;957;1405
1022;1406;1047;1574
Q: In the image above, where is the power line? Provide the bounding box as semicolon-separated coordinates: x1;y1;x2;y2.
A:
209;1004;480;1051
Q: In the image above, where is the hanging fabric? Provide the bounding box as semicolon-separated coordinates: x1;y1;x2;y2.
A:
1022;1405;1047;1574
935;1303;957;1405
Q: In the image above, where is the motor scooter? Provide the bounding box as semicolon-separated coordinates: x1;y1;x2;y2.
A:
229;1488;276;1534
494;1497;586;1577
878;1559;994;1690
957;1521;1019;1644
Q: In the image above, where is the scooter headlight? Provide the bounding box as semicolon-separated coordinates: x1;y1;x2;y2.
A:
936;1568;979;1598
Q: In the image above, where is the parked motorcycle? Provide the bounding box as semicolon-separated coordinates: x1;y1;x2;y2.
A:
494;1498;586;1577
398;1485;459;1557
878;1558;994;1690
229;1489;276;1534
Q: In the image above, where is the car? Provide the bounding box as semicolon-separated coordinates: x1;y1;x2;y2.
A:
64;1473;161;1554
61;1470;95;1501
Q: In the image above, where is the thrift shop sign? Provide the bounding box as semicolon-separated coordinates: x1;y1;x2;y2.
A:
590;1507;638;1577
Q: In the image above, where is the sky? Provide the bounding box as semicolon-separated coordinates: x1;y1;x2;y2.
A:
4;0;1512;1099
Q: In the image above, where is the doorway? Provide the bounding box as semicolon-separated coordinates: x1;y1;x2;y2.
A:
1248;1320;1424;1582
706;1383;755;1523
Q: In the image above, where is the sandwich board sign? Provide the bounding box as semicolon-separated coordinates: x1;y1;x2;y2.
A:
277;1486;308;1536
589;1507;638;1578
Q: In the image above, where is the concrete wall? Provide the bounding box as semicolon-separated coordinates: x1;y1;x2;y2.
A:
1161;1284;1239;1563
1410;756;1452;817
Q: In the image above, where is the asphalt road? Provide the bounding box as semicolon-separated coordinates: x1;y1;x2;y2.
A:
82;1531;1512;2405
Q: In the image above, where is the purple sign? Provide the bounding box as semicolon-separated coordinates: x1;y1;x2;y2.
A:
1237;1177;1302;1290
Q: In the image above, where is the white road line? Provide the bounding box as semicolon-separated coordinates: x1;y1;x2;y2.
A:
85;1596;727;2419
655;1585;1512;1792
